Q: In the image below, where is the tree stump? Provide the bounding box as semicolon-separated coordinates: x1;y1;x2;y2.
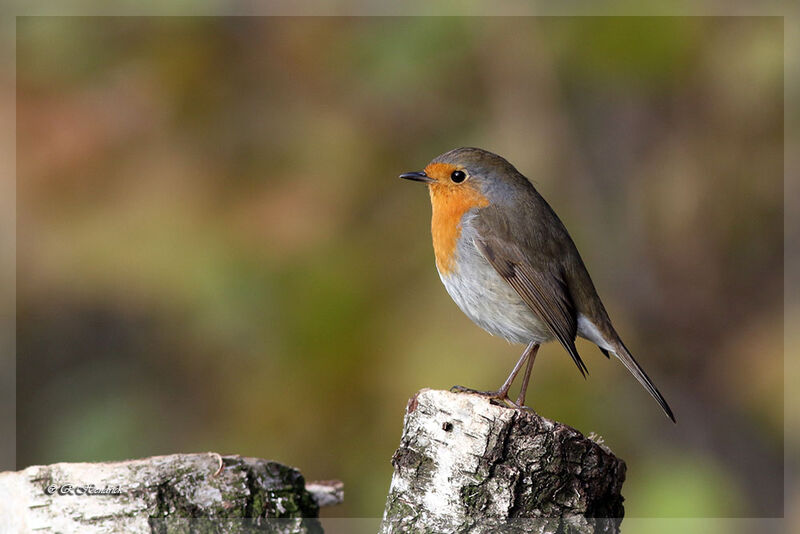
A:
0;453;342;534
380;389;625;534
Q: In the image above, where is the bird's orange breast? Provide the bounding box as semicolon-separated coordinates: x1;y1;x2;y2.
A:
425;163;489;275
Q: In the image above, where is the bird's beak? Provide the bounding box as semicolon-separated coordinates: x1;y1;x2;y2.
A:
399;171;434;184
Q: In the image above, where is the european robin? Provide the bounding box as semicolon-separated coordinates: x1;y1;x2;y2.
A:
401;147;675;422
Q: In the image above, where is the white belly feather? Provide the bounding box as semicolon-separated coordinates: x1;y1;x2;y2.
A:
437;219;553;345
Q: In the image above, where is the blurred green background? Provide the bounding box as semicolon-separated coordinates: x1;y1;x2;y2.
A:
15;17;784;519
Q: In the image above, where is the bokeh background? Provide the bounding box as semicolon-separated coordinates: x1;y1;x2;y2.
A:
15;16;784;519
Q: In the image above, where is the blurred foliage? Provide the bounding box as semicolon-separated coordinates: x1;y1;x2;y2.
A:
15;17;784;519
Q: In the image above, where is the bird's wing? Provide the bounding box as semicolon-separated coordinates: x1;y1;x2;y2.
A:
473;235;588;377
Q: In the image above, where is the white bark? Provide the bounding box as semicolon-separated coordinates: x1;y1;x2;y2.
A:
380;389;625;534
0;453;340;534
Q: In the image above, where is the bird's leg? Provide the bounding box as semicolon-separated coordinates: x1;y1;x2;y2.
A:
451;342;537;406
514;343;539;407
494;341;537;399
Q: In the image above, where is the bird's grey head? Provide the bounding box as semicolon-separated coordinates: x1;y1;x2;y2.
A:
415;147;532;200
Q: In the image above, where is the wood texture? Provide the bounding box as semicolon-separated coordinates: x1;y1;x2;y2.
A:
0;453;341;533
381;389;625;533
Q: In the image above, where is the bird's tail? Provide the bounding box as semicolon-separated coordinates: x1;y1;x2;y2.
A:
611;340;676;423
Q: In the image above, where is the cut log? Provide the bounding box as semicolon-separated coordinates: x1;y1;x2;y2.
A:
0;453;341;534
380;389;625;533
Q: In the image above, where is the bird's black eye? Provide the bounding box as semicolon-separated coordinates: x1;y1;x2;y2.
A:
450;170;467;183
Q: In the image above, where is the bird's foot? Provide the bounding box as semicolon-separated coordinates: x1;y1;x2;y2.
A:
514;394;534;413
449;385;502;397
450;385;529;411
512;401;534;413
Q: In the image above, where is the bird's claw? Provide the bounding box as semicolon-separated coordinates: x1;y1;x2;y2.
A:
450;385;502;397
451;385;531;412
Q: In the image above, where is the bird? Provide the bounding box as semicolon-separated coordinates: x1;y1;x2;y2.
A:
400;147;675;422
